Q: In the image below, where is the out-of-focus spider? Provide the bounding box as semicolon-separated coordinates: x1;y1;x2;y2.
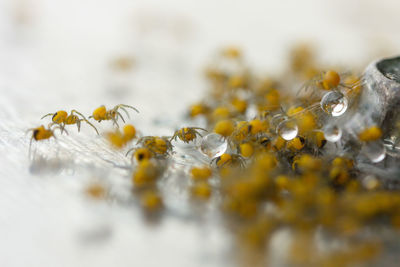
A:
170;127;207;143
27;125;64;155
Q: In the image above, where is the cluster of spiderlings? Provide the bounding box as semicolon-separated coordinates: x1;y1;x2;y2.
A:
184;46;399;265
29;46;400;266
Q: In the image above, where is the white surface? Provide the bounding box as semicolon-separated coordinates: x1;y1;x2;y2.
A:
1;1;400;266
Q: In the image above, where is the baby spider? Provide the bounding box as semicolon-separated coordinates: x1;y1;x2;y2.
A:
41;110;99;135
170;127;207;143
298;70;360;97
211;153;245;168
136;136;173;155
125;136;172;159
89;104;139;127
27;125;64;155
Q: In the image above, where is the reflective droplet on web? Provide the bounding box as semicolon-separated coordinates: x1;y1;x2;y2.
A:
200;133;227;158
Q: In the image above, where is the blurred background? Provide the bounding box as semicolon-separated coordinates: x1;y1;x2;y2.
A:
1;0;400;266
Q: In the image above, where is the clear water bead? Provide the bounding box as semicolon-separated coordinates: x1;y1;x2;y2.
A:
200;133;227;158
320;91;348;117
361;141;386;163
323;124;342;142
362;175;380;190
277;120;298;140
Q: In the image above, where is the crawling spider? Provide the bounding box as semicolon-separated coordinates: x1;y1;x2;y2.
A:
41;110;99;135
170;127;207;143
89;104;139;127
27;125;64;155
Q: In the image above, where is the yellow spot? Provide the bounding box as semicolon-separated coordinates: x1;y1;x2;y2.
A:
358;126;382;142
86;183;106;199
106;131;125;149
264;89;280;109
191;166;212;180
229;75;246;89
92;106;107;121
190;103;207;117
275;175;290;190
132;160;158;187
140;190;163;211
212;107;230;119
191;182;212;199
216;153;232;167
287;106;304;116
322;70;340;90
249;119;267;135
214;120;234;137
273;136;286;151
240;143;254;158
123;124;136;141
254;153;277;170
287;136;305;150
231;98;247;113
134;148;153;162
222;46;241;58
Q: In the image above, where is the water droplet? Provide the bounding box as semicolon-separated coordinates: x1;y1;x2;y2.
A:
361;141;386;163
277;120;298;140
245;104;258;120
323;124;342;142
362;175;380;190
200;133;227;158
320;91;348;117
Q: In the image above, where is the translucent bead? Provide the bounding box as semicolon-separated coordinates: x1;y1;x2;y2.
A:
200;133;227;158
276;120;298;140
362;175;380;190
323;124;342;142
361;141;386;163
320;91;348;117
245;104;258;120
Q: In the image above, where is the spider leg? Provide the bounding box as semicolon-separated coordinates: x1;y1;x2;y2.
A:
112;118;120;128
136;138;143;145
28;137;34;158
117;111;126;123
296;81;310;96
289;103;320;119
237;156;245;168
81;119;99;135
88;116;102;123
41;113;55;120
239;160;245;168
219;159;231;168
76;120;81;132
26;128;35;135
170;132;178;142
48;122;65;135
192;127;208;132
192;129;203;138
118;104;139;113
296;76;320;97
61;123;66;134
53;125;68;135
125;147;135;157
71;110;89;121
118;106;131;119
